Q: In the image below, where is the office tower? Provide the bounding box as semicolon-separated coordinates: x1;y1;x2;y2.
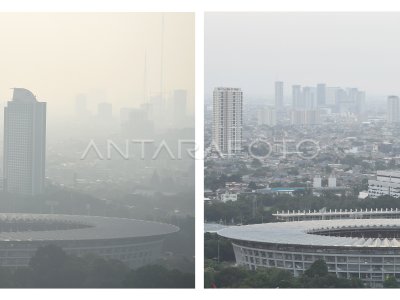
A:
356;91;366;115
302;86;316;109
3;88;46;195
172;89;187;128
212;87;243;155
292;85;302;108
387;95;400;123
257;106;276;126
326;87;339;106
316;83;326;106
275;81;284;110
97;102;113;119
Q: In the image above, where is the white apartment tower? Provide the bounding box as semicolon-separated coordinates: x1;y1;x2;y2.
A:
212;87;243;155
257;106;276;127
387;96;400;123
3;88;46;195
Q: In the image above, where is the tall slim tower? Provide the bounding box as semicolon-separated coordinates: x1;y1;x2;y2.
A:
212;87;243;155
292;85;302;108
275;81;284;110
3;88;46;195
316;83;326;107
387;95;400;123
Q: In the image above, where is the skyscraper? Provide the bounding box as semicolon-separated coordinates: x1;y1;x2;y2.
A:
292;85;302;109
316;83;326;106
387;95;400;123
212;87;243;155
3;88;46;195
275;81;284;110
257;106;276;126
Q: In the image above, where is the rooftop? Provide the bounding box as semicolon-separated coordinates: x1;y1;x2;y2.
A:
218;219;400;248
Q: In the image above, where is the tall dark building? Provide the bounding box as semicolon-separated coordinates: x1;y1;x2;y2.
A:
3;88;46;195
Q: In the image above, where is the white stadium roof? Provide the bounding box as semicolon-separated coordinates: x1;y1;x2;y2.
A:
218;219;400;248
0;213;179;242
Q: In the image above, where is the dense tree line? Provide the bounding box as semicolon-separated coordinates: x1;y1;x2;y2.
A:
205;259;365;288
0;245;194;288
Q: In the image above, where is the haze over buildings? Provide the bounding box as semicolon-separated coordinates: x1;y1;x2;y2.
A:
0;13;194;121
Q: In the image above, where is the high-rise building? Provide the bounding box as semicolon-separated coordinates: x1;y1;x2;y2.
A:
387;96;400;123
292;85;302;109
302;87;316;109
275;81;284;110
212;87;243;155
3;88;46;195
316;83;326;106
257;106;276;126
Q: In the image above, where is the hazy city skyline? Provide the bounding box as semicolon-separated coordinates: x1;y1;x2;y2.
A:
0;13;194;119
205;12;400;99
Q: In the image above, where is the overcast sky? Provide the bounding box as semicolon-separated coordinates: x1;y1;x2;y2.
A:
0;13;194;117
205;12;400;100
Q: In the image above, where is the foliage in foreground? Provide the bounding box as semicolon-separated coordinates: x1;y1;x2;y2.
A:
0;245;194;288
205;259;365;288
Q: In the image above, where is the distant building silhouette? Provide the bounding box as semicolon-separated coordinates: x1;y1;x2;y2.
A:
274;81;284;110
387;95;400;123
3;88;46;195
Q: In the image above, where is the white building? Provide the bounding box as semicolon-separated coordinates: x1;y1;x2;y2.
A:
220;192;238;203
313;176;322;188
368;170;400;198
387;95;400;123
328;175;337;188
3;88;46;196
291;109;320;125
212;87;243;155
257;106;276;126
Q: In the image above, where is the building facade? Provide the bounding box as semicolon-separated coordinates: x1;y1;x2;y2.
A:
387;96;400;123
212;87;243;155
368;170;400;198
3;88;46;196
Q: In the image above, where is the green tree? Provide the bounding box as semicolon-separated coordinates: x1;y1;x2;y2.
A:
383;276;400;288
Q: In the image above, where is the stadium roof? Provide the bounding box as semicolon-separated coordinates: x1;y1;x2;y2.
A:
218;219;400;248
0;214;178;242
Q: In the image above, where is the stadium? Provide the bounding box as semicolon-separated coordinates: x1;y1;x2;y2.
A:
218;219;400;287
0;213;178;269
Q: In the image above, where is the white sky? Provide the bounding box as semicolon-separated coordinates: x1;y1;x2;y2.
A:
205;12;400;99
